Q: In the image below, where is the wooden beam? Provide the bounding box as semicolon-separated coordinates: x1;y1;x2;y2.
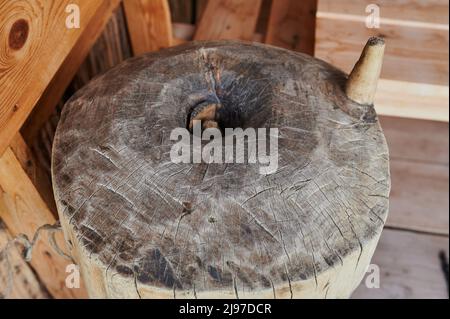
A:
194;0;262;41
9;134;57;216
0;148;88;298
123;0;173;55
20;0;120;145
265;0;318;55
0;0;120;156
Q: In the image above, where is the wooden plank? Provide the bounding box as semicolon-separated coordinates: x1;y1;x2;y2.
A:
123;0;173;55
386;159;449;235
352;229;449;298
0;220;50;299
315;17;449;86
194;0;262;41
375;80;449;122
0;0;120;156
379;116;449;165
318;0;449;25
379;117;449;235
20;0;120;144
265;0;317;55
0;148;88;298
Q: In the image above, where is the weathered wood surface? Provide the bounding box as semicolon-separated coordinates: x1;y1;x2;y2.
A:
0;220;50;299
52;41;389;298
352;229;449;299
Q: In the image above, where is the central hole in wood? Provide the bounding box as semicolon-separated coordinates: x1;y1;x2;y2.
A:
187;101;220;135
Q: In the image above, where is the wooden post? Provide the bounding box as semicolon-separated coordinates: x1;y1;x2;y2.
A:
194;0;262;41
123;0;173;55
265;0;318;55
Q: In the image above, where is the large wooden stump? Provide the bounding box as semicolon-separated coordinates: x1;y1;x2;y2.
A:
52;40;390;298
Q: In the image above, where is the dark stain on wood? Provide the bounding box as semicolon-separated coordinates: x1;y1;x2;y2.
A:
9;19;29;50
135;248;182;288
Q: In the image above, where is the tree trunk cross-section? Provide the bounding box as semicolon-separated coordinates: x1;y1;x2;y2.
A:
52;41;390;298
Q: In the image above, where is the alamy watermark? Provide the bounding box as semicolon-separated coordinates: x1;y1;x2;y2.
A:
366;4;381;29
364;264;380;289
65;4;80;29
65;263;80;289
170;121;279;175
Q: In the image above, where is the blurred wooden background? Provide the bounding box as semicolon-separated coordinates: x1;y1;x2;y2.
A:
0;0;448;299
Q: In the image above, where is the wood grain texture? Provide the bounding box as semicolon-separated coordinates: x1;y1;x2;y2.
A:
52;41;390;298
352;229;449;299
375;80;449;122
123;0;173;55
0;148;87;298
318;0;449;25
379;116;449;165
0;0;119;156
379;116;448;235
0;220;50;299
387;160;449;235
315;17;449;86
9;134;57;216
169;0;194;24
265;0;318;55
315;1;449;121
194;0;262;41
20;0;120;145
